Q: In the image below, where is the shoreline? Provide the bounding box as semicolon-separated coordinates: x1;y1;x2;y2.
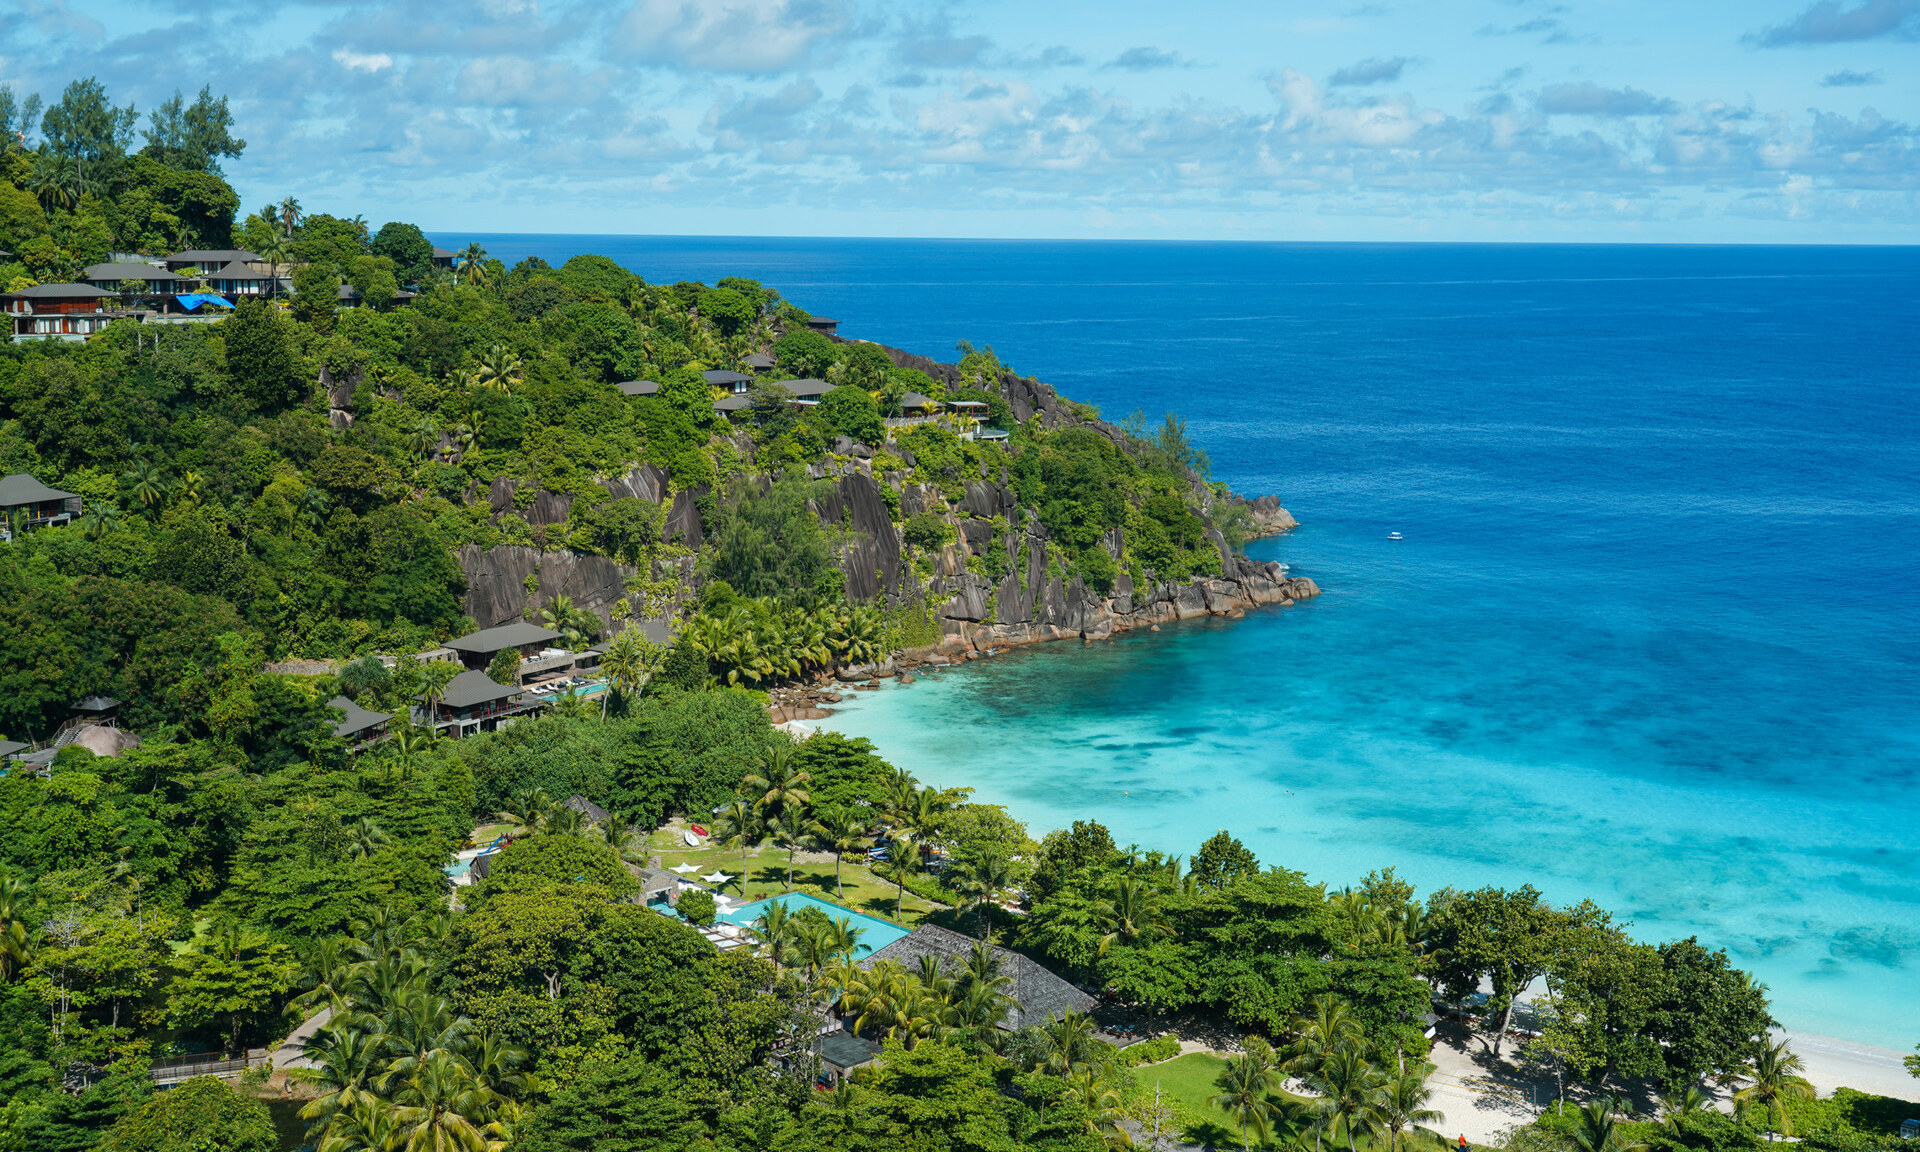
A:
800;647;1919;1104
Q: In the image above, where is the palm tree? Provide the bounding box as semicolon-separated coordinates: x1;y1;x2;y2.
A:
259;232;294;300
1571;1096;1646;1152
27;151;78;210
458;243;490;287
809;809;869;900
594;810;650;863
386;1048;495;1152
406;415;440;461
766;811;812;890
175;469;205;509
1658;1084;1711;1128
79;503;120;541
343;818;391;859
289;937;358;1018
1095;874;1174;955
1287;993;1366;1079
349;214;371;242
543;804;590;838
1212;1050;1283;1151
1039;1011;1103;1076
711;800;763;884
1064;1066;1131;1146
320;1096;404;1152
278;195;303;234
742;742;811;821
1317;1047;1387;1152
954;851;1013;941
475;343;520;391
1370;1062;1445;1152
497;787;554;833
596;628;655;720
0;873;34;982
124;459;167;511
752;899;798;971
1735;1038;1815;1138
880;838;923;920
295;1024;388;1142
421;661;461;727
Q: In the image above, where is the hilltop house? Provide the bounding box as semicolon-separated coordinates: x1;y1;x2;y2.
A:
702;368;753;395
444;622;569;683
3;283;133;341
431;247;456;271
805;317;839;336
616;380;661;397
858;924;1096;1030
163;249;261;276
327;696;392;750
0;473;81;538
418;669;547;738
82;262;187;295
743;351;776;372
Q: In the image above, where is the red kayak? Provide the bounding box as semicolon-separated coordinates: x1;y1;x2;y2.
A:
690;824;708;837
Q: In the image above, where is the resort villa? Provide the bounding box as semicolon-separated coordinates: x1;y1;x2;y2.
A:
443;622;568;681
327;696;392;751
416;669;547;739
0;473;81;539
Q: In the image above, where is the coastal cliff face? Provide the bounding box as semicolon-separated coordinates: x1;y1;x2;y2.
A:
455;340;1315;655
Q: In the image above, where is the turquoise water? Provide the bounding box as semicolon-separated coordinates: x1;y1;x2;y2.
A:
718;893;911;956
448;236;1920;1049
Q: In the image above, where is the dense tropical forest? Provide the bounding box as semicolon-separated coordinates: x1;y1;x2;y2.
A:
0;75;1914;1152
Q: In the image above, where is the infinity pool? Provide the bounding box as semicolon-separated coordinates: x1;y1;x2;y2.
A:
716;893;911;956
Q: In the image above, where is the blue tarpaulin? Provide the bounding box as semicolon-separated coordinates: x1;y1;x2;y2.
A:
173;293;232;311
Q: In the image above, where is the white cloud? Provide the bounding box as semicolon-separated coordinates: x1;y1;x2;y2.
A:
333;48;395;72
612;0;855;73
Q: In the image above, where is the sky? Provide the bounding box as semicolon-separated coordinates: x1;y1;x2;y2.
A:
3;0;1918;242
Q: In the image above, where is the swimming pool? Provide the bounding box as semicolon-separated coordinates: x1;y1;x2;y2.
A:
716;893;911;956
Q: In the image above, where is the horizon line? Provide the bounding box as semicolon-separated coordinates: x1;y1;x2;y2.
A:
421;230;1920;250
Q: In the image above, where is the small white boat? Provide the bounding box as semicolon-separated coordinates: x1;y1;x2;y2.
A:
683;830;702;847
1388;532;1403;541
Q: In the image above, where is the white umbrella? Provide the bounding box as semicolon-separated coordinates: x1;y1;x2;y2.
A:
702;872;731;884
670;863;699;874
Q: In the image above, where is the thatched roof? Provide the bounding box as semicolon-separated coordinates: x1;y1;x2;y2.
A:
859;924;1095;1029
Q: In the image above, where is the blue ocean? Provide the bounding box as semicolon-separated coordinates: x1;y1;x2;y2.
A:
442;235;1920;1047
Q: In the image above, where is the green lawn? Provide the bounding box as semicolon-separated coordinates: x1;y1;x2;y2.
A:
1132;1053;1383;1152
645;824;950;927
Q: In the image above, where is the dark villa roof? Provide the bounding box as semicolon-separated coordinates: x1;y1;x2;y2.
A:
743;352;776;369
6;282;113;299
470;851;497;881
562;794;610;824
167;249;261;265
84;263;183;282
327;695;391;737
0;740;28;759
782;378;836;398
70;695;121;713
433;670;525;710
432;247;455;258
713;394;752;412
812;1032;882;1071
897;392;937;409
859;924;1095;1030
806;317;839;326
702;369;752;386
0;474;80;507
209;261;264;279
445;622;563;655
617;379;662;396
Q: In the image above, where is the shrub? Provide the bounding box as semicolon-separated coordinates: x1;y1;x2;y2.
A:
1120;1033;1181;1067
902;510;953;551
678;888;717;926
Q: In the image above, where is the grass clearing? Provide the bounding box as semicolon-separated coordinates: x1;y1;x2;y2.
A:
645;823;948;927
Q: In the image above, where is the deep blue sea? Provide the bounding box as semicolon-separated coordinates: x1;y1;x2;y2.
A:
441;235;1920;1047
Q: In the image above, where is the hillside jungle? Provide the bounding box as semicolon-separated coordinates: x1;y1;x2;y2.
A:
0;77;1869;1152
